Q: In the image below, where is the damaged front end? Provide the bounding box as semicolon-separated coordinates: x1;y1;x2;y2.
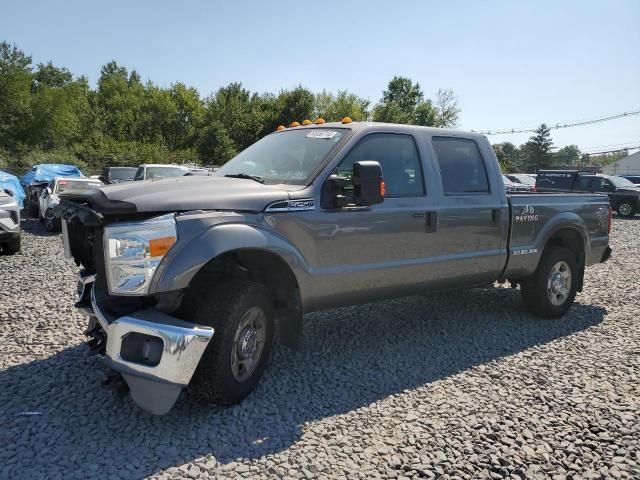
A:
62;194;214;415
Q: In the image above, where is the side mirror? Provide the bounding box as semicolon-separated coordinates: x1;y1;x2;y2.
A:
46;187;52;195
320;160;385;209
352;161;384;206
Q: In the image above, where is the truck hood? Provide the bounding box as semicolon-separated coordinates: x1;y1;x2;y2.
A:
63;176;294;215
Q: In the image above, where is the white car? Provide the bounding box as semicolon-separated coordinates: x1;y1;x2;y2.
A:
0;189;21;254
133;164;191;181
39;177;104;232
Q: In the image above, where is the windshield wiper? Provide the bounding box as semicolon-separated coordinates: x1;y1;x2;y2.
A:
224;173;265;184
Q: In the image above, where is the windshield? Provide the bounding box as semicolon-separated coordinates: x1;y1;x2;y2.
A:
609;176;637;188
56;179;102;193
216;128;348;185
138;166;189;180
110;168;136;181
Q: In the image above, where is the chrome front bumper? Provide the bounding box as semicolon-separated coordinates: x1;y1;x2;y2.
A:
79;275;214;414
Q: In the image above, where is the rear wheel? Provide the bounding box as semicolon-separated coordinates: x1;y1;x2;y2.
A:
520;246;578;318
190;280;274;405
616;200;636;218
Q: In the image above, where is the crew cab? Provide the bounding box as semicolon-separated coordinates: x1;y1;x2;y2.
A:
60;121;612;414
536;170;640;217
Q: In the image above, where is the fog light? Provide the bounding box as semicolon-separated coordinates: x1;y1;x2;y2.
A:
121;333;163;366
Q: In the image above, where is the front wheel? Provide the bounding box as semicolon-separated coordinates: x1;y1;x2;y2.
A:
190;280;274;405
3;236;20;255
44;208;59;232
616;200;636;218
520;246;578;318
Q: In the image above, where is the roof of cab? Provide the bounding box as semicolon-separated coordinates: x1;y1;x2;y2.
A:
274;121;486;141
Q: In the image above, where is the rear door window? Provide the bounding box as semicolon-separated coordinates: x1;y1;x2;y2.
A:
574;176;594;191
432;137;490;194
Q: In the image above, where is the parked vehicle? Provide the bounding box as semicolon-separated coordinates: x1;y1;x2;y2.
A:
502;175;533;193
0;170;26;209
99;167;137;184
622;175;640;185
39;177;103;232
20;164;83;217
506;173;536;187
133;164;190;180
61;121;612;414
536;170;640;217
0;189;21;254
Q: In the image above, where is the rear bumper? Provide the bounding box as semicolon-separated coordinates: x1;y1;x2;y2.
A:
79;275;214;414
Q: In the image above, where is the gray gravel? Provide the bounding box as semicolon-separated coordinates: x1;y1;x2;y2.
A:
0;217;638;480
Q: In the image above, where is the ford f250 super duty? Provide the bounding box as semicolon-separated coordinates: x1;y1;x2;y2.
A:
60;121;612;414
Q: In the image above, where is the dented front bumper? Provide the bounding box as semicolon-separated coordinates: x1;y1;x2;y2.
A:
78;275;214;414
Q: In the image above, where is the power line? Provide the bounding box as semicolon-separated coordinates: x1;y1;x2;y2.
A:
472;109;640;135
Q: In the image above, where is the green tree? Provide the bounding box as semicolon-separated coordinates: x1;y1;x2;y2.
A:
554;145;581;166
372;76;447;127
31;62;73;92
314;89;370;122
197;121;237;164
0;42;32;151
523;123;554;171
492;142;523;172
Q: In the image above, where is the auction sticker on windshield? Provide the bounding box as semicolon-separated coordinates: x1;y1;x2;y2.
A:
307;130;338;139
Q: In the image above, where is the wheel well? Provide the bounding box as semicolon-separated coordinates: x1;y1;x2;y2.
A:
183;249;303;348
545;228;585;290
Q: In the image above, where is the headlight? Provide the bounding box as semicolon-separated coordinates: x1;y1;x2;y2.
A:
104;214;177;296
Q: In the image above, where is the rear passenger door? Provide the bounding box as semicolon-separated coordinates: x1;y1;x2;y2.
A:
427;136;507;285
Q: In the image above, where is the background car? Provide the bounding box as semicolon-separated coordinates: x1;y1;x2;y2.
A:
38;177;103;232
505;173;536;187
0;189;21;254
133;164;190;180
502;175;533;193
622;175;640;185
99;166;137;184
20;164;83;217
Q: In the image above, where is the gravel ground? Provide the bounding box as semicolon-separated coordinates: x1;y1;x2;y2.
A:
0;218;638;480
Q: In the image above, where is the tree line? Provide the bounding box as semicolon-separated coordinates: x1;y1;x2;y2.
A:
492;123;630;173
0;41;460;174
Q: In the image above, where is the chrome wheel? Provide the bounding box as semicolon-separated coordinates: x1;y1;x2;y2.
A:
45;209;56;231
547;261;572;306
231;306;266;382
618;203;632;216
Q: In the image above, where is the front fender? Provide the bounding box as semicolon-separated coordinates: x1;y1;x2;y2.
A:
149;214;311;298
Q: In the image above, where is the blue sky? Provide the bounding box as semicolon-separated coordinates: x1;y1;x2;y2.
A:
3;0;639;152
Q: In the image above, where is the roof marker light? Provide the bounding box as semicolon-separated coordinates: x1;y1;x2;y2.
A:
341;116;352;124
290;121;301;127
276;125;285;131
315;117;326;124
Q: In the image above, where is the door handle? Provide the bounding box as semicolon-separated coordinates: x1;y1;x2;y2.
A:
425;211;437;233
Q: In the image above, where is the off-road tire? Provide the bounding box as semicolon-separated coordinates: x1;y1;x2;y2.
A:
3;236;20;255
190;280;274;405
616;200;636;218
520;246;578;318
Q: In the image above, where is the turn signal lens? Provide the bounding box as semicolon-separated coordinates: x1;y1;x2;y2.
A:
149;236;176;257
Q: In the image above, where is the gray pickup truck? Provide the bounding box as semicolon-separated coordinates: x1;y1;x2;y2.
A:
60;121;612;414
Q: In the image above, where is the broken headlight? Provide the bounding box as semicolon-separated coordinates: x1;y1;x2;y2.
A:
104;214;177;296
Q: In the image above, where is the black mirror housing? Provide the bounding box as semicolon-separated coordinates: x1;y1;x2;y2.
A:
353;161;384;206
320;175;350;209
